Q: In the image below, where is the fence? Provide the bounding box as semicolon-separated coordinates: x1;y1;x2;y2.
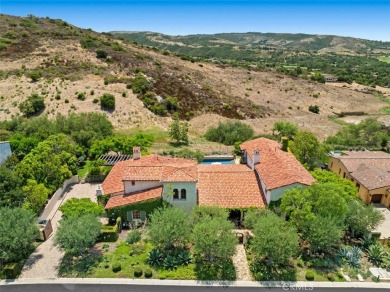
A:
38;175;79;221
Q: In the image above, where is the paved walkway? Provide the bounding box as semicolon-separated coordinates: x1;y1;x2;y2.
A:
19;183;99;279
232;244;252;281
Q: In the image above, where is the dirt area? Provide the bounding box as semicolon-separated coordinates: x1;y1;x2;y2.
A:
0;32;388;140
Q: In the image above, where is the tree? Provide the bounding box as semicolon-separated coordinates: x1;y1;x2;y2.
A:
169;114;189;145
289;131;321;170
193;217;237;263
19;93;45;116
59;198;104;218
251;212;299;266
0;208;39;265
243;208;272;229
55;214;101;255
272;121;298;139
16;134;78;190
0;166;25;208
9;134;39;160
99;93;115;110
302;216;344;254
204;120;254;145
191;206;229;225
345;200;384;237
311;169;358;200
22;179;51;214
148;207;191;249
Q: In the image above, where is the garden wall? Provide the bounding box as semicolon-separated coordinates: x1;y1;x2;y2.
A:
38;175;79;221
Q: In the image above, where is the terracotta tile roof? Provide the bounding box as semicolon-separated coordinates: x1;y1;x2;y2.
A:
105;186;163;209
101;154;197;195
351;164;390;190
240;138;315;190
335;151;390;174
197;164;266;208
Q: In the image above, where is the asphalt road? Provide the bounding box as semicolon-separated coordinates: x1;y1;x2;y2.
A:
0;285;388;292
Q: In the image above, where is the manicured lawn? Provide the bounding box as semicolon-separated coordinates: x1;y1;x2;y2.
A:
77;161;93;179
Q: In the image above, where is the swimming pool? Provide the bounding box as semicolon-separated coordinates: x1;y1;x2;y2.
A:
200;159;235;165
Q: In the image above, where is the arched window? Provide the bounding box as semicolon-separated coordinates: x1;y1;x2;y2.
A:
173;189;179;199
180;189;186;200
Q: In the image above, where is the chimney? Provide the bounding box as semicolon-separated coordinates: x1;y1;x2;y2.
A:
252;149;260;170
133;147;141;160
281;136;288;152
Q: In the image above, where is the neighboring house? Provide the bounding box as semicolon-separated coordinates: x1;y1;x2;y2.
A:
0;141;12;165
240;138;315;203
100;138;314;224
328;151;390;207
324;75;338;82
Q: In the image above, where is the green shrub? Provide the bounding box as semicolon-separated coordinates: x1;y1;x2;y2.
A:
90;90;95;95
126;230;141;244
131;74;151;94
98;225;118;242
3;262;20;279
148;248;164;266
308;105;320;114
77;92;86;101
96;49;108;59
305;270;315;281
112;263;121;273
19;93;45;116
144;268;153;278
93;98;99;104
28;71;41;82
99;93;115;110
134;267;143;277
65;99;69;103
367;244;385;266
327;273;335;281
204;120;254;145
55;94;61;100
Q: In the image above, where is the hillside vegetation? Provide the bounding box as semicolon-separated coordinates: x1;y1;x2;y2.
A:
0;14;389;139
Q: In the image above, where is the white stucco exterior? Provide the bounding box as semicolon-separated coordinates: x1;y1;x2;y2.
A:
124;180;161;194
162;182;197;212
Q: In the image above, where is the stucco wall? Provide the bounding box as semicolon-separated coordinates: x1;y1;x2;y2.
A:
328;157;353;180
124;180;162;194
162;182;197;212
0;141;12;165
270;183;308;202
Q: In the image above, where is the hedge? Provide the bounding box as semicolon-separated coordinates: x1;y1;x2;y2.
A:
3;262;20;279
105;198;162;222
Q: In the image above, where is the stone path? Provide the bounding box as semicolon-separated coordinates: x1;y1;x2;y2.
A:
232;244;252;281
19;183;99;279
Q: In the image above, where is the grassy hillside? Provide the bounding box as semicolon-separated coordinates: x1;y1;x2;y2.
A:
0;14;390;140
113;32;390;87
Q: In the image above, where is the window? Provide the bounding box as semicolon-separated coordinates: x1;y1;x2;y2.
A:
173;189;179;200
181;189;186;200
132;210;141;219
131;180;135;186
343;172;346;178
356;183;360;191
331;162;333;168
338;168;341;174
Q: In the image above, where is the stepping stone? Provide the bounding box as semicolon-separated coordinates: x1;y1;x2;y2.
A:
357;274;364;282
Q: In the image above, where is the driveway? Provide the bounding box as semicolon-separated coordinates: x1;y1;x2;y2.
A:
372;205;390;241
19;183;100;279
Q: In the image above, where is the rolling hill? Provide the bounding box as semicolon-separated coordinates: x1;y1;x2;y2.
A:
0;14;390;140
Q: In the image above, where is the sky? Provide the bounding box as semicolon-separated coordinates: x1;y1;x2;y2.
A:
0;1;389;41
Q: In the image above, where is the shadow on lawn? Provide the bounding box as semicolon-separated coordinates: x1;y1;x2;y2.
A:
58;247;103;277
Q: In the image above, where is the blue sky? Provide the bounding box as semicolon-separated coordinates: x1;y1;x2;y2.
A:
1;1;389;41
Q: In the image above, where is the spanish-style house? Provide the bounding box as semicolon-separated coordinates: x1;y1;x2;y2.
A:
328;150;390;207
100;138;315;225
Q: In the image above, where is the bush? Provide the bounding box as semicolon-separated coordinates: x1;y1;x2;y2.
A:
77;92;86;101
327;273;335;281
99;93;115;110
3;262;20;279
28;71;41;82
144;268;153;278
19;93;45;116
112;263;121;273
126;230;141;244
93;98;99;104
305;270;315;281
99;225;118;242
134;267;143;277
204;120;254;145
96;49;108;59
308;105;320;114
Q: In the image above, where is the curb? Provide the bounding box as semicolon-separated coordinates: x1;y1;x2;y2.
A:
1;278;390;288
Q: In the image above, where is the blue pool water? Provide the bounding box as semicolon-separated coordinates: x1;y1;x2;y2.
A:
200;159;235;165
